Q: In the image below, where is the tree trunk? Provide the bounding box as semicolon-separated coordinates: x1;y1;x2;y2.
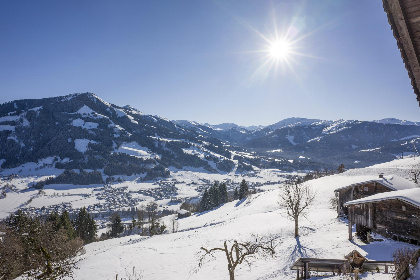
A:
229;269;235;280
294;216;299;237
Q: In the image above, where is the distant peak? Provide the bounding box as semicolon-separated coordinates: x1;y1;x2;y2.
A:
374;118;420;126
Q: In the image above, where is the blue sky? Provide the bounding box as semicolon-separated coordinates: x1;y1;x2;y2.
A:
1;0;419;126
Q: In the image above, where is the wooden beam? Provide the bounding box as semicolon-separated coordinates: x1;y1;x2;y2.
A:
348;206;353;240
386;0;420;103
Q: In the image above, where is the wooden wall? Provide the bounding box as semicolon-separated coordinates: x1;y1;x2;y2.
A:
349;199;420;243
337;182;391;215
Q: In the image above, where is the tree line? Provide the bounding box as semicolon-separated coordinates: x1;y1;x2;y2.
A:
102;201;168;239
34;169;104;189
0;207;96;280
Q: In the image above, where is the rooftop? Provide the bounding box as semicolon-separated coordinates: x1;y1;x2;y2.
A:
333;175;417;192
345;187;420;208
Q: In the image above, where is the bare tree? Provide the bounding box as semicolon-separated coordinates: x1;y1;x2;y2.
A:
392;247;419;280
198;236;276;280
170;216;178;233
279;180;315;237
408;165;420;186
137;206;146;235
337;163;345;174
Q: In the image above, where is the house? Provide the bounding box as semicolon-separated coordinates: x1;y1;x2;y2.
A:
345;188;420;244
382;0;420;105
334;174;416;215
177;209;191;219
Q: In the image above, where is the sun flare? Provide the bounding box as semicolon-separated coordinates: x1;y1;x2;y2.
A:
243;10;319;81
268;40;291;60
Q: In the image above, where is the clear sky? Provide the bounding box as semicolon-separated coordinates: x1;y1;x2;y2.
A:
1;0;419;126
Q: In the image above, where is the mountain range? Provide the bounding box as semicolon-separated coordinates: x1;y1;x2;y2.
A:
1;92;420;179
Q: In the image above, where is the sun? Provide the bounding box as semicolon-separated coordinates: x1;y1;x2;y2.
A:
268;39;292;60
242;10;319;81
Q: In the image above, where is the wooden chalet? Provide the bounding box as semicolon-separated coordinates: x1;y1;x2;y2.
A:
334;174;416;215
345;188;420;244
383;0;420;105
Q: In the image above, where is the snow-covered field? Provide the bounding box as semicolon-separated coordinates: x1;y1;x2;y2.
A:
4;156;420;279
70;158;420;280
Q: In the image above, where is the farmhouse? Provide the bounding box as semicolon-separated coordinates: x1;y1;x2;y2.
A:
345;188;420;244
334;174;416;215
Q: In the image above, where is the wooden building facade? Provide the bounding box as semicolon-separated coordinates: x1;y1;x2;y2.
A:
334;175;416;216
336;180;392;215
345;189;420;244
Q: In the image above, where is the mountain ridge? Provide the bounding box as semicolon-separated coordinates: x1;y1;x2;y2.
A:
2;93;420;176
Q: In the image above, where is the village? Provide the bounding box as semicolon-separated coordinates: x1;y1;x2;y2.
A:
0;171;286;228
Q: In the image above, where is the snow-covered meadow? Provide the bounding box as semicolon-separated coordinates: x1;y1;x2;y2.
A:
70;158;420;280
3;157;420;279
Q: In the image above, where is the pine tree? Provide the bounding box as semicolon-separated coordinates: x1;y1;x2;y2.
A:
209;183;220;208
74;207;97;243
239;179;249;200
234;187;239;200
218;182;228;203
200;189;210;211
60;210;76;239
109;213;124;237
47;211;61;231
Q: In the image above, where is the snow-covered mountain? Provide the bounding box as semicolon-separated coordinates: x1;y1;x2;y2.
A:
176;117;420;169
266;117;323;130
2;93;420;177
0;93;250;178
374;118;420;126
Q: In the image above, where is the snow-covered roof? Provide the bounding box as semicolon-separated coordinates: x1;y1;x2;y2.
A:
344;188;420;208
333;175;416;192
177;209;189;215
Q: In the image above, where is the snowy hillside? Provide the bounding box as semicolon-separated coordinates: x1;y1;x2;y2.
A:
3;93;420;176
65;158;420;280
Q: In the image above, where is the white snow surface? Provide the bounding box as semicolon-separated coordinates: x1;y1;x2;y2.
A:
286;135;296;145
410;262;420;280
77;105;96;115
72;118;99;129
3;157;420;279
74;139;96;153
115;142;157;159
0;115;20;122
333;174;417;192
0;125;15;131
399;135;420;141
75;105;106;119
374;118;420;126
70;162;420;279
345;188;420;208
